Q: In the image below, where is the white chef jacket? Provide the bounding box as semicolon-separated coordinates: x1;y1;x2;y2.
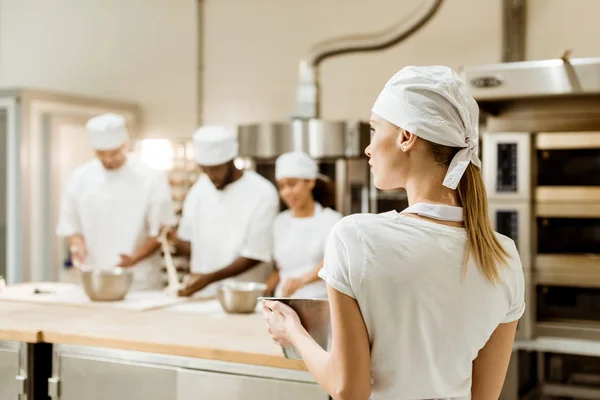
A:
319;212;526;399
177;170;279;295
56;155;176;290
273;203;341;298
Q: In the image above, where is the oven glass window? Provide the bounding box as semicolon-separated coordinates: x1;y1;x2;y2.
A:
538;285;600;324
496;143;519;192
537;149;600;186
537;217;600;254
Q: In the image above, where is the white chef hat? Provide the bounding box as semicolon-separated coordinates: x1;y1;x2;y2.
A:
86;113;129;150
275;151;319;181
371;65;481;190
193;125;238;166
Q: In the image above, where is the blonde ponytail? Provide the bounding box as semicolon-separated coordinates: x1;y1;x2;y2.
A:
426;141;509;284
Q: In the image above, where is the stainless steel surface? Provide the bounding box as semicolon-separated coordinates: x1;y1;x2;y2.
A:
0;98;19;284
54;354;178;400
177;368;329;400
541;383;600;399
51;344;323;400
0;111;6;284
536;187;600;202
80;268;133;301
502;0;526;62
536;203;600;218
461;57;600;102
261;298;330;360
48;376;60;398
335;159;348;217
0;341;21;400
217;281;267;314
296;119;346;157
536;131;600;149
237;122;294;159
54;343;318;383
482;132;531;201
237;120;370;159
295;0;443;119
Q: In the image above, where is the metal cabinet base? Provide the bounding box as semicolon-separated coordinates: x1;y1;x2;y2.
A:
0;340;50;400
50;345;329;400
0;341;23;399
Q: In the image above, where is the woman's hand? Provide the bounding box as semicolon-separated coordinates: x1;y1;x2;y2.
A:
262;300;303;347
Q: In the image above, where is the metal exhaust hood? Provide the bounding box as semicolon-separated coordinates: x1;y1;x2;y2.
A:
460;56;600;132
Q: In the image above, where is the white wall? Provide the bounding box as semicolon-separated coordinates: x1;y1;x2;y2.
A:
203;0;600;125
1;0;595;135
0;0;198;138
527;0;600;60
202;0;503;124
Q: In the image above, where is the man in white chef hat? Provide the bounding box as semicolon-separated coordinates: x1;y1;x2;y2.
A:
56;113;177;290
173;125;279;297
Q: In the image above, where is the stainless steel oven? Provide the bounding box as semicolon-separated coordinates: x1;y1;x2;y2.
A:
464;57;600;344
463;55;600;400
482;131;534;341
534;131;600;291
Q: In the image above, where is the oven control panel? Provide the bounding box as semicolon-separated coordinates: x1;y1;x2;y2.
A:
482;132;531;200
496;143;519;193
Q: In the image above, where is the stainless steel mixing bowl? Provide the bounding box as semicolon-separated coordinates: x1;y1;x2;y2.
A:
260;297;331;360
217;281;268;314
80;268;133;301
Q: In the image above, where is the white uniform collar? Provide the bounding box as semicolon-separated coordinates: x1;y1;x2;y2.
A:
291;202;322;220
400;202;463;222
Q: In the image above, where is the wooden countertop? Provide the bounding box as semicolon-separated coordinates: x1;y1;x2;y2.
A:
0;299;306;371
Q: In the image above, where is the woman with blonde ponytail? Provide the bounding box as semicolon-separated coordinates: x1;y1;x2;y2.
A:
263;66;525;400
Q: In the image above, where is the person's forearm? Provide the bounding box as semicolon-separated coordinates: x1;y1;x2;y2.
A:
132;237;161;263
67;234;85;249
174;239;191;257
288;325;338;397
264;270;280;296
206;257;261;284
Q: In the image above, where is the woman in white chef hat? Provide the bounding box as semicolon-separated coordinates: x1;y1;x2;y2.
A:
263;66;526;399
264;151;342;298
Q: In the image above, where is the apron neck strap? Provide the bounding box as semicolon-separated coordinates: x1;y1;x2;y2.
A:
400;202;464;222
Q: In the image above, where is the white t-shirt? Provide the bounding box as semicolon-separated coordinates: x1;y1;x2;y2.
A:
56;155;176;290
319;211;526;400
178;170;279;294
273;203;342;298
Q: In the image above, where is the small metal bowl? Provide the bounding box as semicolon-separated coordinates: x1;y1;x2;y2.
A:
260;298;331;360
217;281;267;314
80;268;133;301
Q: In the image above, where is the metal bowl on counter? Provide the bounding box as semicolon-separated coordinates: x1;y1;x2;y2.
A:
260;298;331;360
217;281;267;314
80;267;133;301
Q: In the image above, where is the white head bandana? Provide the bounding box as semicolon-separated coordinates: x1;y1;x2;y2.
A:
193;125;239;166
86;113;129;150
371;65;481;190
275;151;318;181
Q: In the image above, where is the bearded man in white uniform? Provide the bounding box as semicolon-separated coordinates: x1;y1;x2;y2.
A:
56;113;177;290
174;126;279;297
